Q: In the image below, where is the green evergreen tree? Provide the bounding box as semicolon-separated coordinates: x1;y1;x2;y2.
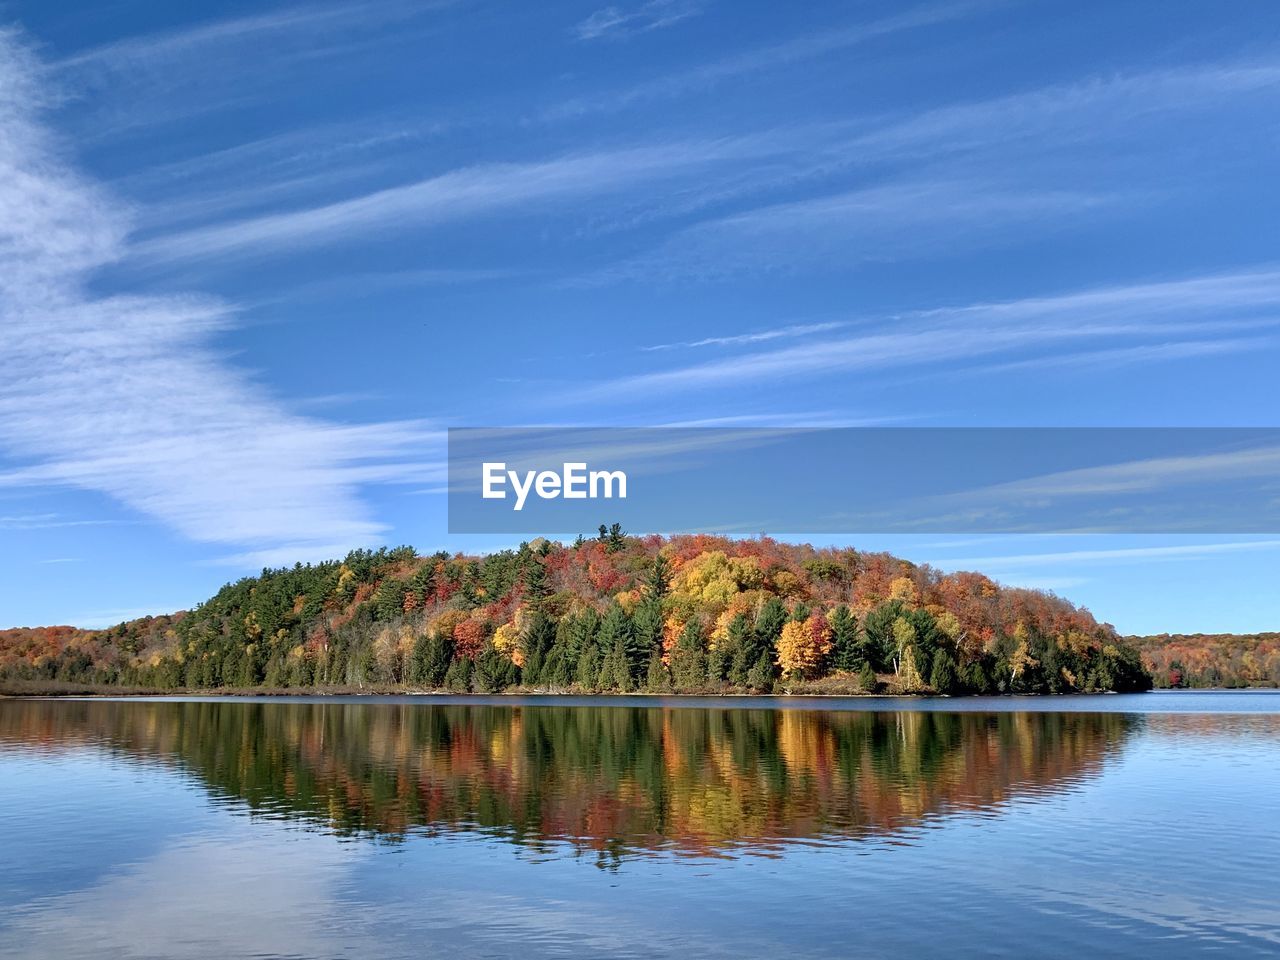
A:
645;649;669;692
724;613;753;686
746;651;775;692
411;632;453;688
599;638;632;692
744;597;786;682
595;602;632;686
475;644;517;692
858;661;877;693
575;642;600;690
964;658;990;694
444;656;473;692
828;605;862;672
671;620;707;691
521;610;556;686
863;600;904;672
930;649;959;694
629;598;663;682
644;552;671;600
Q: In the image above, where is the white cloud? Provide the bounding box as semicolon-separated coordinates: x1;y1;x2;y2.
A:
954;446;1280;501
128;138;787;265
836;61;1280;166
55;5;376;74
591;179;1116;282
551;0;994;117
0;30;437;563
574;0;704;41
642;321;844;351
52;3;448;139
569;267;1280;402
573;59;1280;284
0;513;126;530
947;539;1280;570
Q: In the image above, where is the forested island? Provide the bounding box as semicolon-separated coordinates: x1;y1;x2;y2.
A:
0;529;1156;696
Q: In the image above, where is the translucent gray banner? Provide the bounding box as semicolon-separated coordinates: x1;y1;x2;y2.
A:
447;427;1280;534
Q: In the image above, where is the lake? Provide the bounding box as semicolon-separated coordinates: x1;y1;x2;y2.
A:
1;692;1278;959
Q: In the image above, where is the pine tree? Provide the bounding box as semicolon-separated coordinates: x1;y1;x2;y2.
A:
595;602;632;686
521;610;555;686
629;599;663;683
858;661;877;693
644;551;671;600
444;656;473;692
671;620;707;691
749;597;787;676
965;658;990;694
930;649;959;695
475;644;517;692
828;605;862;672
599;638;631;691
575;642;600;690
725;613;753;686
645;649;669;692
863;600;904;672
746;651;775;692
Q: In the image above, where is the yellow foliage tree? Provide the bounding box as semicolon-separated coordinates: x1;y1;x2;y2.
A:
493;621;523;667
670;552;766;615
614;588;643;614
429;609;469;641
777;613;833;679
889;576;918;605
899;644;924;692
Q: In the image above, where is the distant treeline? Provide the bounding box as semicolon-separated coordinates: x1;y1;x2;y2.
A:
1130;633;1280;688
0;529;1151;696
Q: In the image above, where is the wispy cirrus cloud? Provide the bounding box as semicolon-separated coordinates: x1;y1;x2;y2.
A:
574;0;704;41
52;2;448;138
642;321;843;351
126;137;792;265
116;118;450;232
946;539;1280;570
569;267;1280;402
0;30;439;562
0;514;128;530
550;0;996;118
953;446;1280;501
121;51;1280;277
833;61;1280;167
572;58;1280;284
55;4;382;74
590;179;1119;283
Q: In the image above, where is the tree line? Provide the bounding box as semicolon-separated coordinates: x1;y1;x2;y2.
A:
1;529;1151;695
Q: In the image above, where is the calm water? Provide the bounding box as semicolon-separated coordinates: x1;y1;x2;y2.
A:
1;693;1278;959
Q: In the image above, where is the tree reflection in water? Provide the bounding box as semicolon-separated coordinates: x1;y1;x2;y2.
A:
0;700;1134;865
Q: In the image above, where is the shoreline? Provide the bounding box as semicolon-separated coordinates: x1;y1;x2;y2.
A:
5;682;1273;701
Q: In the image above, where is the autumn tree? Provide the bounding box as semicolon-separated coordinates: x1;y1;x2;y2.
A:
777;613;833;679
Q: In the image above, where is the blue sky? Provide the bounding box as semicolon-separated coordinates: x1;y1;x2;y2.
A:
1;0;1279;633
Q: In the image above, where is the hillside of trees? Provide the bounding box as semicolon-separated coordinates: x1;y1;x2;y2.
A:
1130;633;1280;688
0;529;1151;696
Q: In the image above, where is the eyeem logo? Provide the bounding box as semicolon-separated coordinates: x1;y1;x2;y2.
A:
482;462;627;511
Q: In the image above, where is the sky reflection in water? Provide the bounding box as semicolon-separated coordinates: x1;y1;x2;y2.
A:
1;695;1278;959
